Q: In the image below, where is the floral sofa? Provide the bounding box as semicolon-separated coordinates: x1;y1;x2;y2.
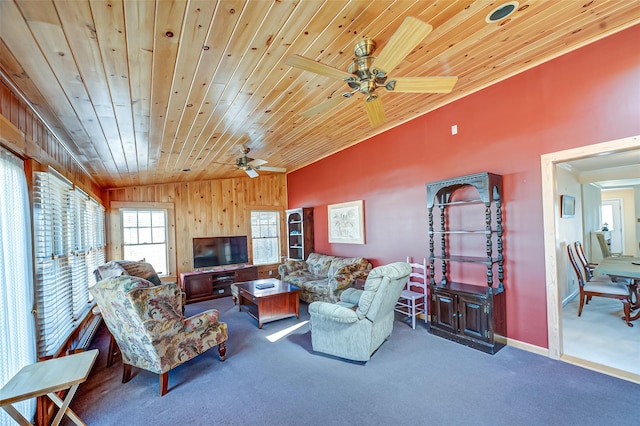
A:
278;253;372;303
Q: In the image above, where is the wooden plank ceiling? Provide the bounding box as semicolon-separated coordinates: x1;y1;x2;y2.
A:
1;0;639;189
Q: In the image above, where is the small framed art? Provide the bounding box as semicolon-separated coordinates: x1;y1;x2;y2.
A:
561;195;575;218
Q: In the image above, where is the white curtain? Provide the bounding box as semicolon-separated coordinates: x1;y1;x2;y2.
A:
0;147;36;425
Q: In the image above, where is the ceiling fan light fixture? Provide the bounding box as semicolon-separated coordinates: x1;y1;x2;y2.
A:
347;57;375;80
287;16;457;127
485;1;519;23
353;39;376;58
359;81;376;95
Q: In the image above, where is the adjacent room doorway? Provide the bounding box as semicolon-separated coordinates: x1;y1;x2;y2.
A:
540;134;640;383
601;198;624;254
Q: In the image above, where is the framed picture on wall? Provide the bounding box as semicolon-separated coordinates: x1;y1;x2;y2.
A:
561;195;575;218
328;200;365;244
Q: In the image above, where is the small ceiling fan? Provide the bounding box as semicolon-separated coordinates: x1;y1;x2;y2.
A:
285;16;458;127
234;145;286;178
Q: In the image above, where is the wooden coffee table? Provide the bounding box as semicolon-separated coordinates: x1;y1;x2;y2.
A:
235;278;300;329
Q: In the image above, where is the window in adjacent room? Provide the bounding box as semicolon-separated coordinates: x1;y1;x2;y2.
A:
121;209;169;275
250;210;280;264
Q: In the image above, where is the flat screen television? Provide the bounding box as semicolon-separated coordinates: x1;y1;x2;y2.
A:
193;236;249;269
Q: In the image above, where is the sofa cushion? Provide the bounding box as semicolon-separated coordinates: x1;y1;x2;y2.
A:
291;278;331;299
93;261;127;281
306;253;335;277
328;257;367;278
97;275;156;293
281;259;308;277
116;260;162;285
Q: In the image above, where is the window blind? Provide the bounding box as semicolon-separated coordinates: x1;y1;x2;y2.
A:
251;211;280;264
32;169;106;357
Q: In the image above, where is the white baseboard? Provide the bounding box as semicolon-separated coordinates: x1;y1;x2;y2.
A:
561;354;640;384
505;338;639;384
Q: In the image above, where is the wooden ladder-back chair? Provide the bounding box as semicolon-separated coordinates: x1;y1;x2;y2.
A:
394;257;427;329
566;245;632;327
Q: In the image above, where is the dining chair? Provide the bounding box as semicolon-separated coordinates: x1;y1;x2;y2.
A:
567;245;632;327
574;241;598;277
575;241;632;285
594;232;630;258
394;257;427;329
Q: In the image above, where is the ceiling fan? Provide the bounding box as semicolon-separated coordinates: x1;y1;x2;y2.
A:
285;16;458;127
234;145;286;178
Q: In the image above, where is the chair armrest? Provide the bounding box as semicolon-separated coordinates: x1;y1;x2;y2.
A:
327;273;358;300
339;288;363;305
308;302;359;324
183;309;220;332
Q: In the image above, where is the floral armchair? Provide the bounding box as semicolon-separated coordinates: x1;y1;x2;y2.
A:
89;275;228;396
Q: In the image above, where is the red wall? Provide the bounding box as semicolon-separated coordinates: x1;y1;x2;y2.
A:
286;25;640;348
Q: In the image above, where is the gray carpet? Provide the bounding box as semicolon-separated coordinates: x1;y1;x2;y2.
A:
67;297;639;426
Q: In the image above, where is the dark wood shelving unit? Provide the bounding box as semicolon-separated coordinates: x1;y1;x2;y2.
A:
426;172;506;354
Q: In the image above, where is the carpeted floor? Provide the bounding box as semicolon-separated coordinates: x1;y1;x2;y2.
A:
66;297;640;426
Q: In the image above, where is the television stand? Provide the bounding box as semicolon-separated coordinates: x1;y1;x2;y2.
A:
180;265;258;304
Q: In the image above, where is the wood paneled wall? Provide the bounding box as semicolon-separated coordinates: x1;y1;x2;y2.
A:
105;174;288;278
0;78;101;199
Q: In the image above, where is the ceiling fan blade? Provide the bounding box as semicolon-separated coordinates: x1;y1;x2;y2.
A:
364;97;385;127
300;95;348;118
286;55;352;80
248;158;267;167
256;166;287;173
390;76;458;93
245;168;259;178
372;17;433;75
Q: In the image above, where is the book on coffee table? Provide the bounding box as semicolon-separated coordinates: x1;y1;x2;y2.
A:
255;283;275;289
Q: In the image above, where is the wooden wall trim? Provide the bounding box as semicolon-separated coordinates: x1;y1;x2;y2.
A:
0;76;103;200
105;175;288;278
108;201;177;279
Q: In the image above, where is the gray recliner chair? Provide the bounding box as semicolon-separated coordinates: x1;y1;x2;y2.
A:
308;262;412;361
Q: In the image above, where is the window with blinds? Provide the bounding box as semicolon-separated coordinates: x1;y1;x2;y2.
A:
32;169;106;357
121;209;168;275
250;211;280;264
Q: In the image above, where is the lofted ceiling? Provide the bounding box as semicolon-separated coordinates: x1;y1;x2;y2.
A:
1;0;639;189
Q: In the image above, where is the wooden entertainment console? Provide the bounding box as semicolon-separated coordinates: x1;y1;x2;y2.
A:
180;265;258;304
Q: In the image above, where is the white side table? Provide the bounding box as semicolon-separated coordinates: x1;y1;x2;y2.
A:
0;349;98;426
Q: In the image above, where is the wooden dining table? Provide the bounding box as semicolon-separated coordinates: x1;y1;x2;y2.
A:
594;256;640;321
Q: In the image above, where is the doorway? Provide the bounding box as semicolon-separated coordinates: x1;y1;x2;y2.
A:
540;134;640;383
601;198;624;254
